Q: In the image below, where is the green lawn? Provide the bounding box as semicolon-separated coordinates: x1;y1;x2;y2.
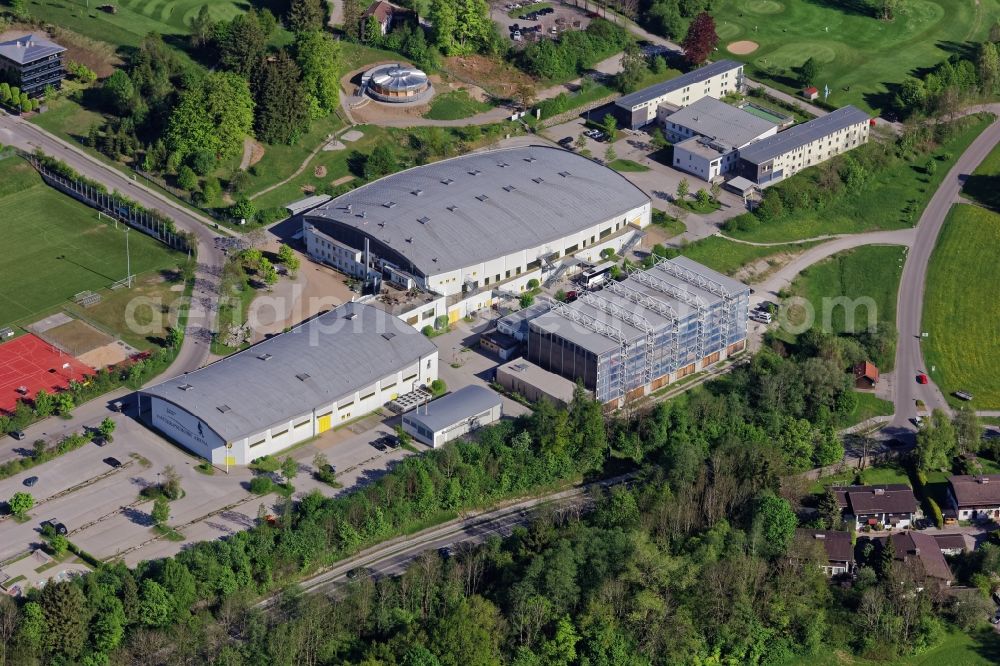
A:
25;0;286;48
608;159;649;172
508;2;552;18
923;204;1000;409
651;209;686;238
844;392;895;427
712;0;1000;114
424;90;493;121
675;197;721;214
859;461;911;487
31;85;106;145
963;139;1000;212
783;629;1000;666
677;236;819;277
726;115;995;243
783;245;905;367
0;156;182;329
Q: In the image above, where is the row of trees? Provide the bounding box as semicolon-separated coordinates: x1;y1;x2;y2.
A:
893;34;1000;119
0;324;905;664
520;19;632;80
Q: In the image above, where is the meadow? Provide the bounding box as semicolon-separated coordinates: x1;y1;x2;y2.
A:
0;155;181;329
922;204;1000;409
711;0;1000;114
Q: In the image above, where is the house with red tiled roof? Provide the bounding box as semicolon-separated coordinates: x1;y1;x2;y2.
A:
853;361;879;389
363;0;397;36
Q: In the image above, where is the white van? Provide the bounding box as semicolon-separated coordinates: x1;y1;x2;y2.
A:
750;311;772;324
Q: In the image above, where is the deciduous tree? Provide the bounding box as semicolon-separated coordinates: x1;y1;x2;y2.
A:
681;12;718;65
295;30;342;118
9;491;34;518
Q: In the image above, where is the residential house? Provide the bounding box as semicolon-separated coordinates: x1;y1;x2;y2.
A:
363;0;397;37
832;484;918;530
947;474;1000;522
886;532;954;585
854;361;879;390
932;533;971;556
795;529;854;577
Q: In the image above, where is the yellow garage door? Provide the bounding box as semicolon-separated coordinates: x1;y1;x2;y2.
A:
225;455;236;467
317;414;332;433
448;308;460;324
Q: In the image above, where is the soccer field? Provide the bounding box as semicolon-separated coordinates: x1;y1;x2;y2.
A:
0;156;182;329
712;0;1000;114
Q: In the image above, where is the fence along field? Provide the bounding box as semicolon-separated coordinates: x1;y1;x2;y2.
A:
0;155;181;329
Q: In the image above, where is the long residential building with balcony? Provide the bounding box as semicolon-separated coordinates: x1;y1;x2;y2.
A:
0;34;66;98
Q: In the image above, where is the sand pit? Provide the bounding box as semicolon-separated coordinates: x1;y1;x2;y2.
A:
727;40;760;55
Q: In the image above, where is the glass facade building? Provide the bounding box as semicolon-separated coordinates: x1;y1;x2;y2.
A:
527;257;750;404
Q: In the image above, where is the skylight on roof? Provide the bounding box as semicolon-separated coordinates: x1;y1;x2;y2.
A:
468;169;481;176
296;373;311;381
383;201;397;208
417;216;430;224
178;383;193;391
532;177;544;184
441;177;454;185
381;332;396;340
524;157;537;163
257;353;273;361
217;405;231;413
411;189;423;196
475;194;489;202
558;171;571;177
446;205;457;212
502;185;516;192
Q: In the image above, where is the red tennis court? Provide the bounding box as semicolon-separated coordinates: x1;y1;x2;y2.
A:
0;334;94;413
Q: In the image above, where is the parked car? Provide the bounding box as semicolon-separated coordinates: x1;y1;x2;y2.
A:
558;136;574;147
103;456;123;468
10;430;25;440
23;476;38;487
512;30;522;41
375;434;398;450
750;311;772;324
564;290;578;302
916;373;929;384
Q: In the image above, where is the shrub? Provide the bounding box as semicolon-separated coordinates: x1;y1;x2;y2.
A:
928;497;944;528
526;278;540;290
249;476;274;494
429;379;447;397
433;315;449;331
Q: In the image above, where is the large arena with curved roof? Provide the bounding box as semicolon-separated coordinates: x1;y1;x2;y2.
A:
302;146;651;303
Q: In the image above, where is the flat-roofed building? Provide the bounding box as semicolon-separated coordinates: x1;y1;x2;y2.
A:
140;302;438;465
526;256;749;405
496;358;581;407
615;60;745;129
738;105;871;187
661;96;778;181
402;385;502;448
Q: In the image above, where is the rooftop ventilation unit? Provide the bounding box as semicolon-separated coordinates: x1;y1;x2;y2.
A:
558;171;571;177
411;189;423;196
296;373;311;382
381;332;396;340
178;383;193;391
383;201;397;208
344;312;357;320
502;185;516;192
257;353;273;361
524;156;537;163
468;169;481;176
446;205;457;212
532;177;544;184
475;194;489;202
405;237;414;243
441;177;454;185
217;405;231;413
417;216;430;224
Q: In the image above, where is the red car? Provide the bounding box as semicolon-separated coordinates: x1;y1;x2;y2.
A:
916;374;929;384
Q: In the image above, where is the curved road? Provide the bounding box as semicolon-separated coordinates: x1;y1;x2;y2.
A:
889;111;1000;433
0;111;224;376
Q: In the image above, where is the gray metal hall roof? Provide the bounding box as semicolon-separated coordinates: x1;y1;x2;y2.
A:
665;96;777;148
738;105;870;165
616;60;743;109
304;146;649;277
0;34;65;65
403;385;502;432
143;302;436;442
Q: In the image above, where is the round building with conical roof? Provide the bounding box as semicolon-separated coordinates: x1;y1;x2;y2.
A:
362;63;433;103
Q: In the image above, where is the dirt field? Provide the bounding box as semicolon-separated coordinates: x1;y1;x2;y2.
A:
727;40;760;55
441;54;534;99
240;138;265;171
1;25;120;77
42;318;112;356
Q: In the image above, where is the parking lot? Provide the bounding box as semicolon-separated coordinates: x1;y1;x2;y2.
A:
0;316;532;571
493;0;593;45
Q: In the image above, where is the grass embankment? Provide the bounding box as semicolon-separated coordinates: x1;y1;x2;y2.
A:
725;115;994;243
0;156;182;329
782;629;1000;666
923;205;1000;409
677;236;819;277
711;0;1000;114
608;159;649;172
424;90;493;120
963;139;1000;212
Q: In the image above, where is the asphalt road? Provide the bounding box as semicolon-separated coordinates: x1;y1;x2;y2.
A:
889;112;1000;434
0;110;224;376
